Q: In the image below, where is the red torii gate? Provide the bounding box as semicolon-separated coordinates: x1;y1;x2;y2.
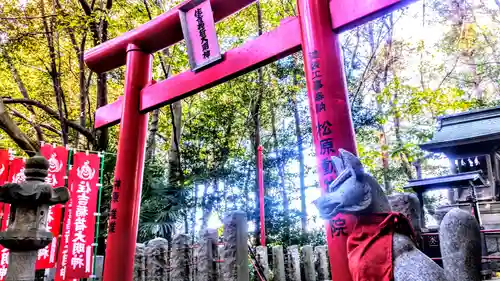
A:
84;0;415;280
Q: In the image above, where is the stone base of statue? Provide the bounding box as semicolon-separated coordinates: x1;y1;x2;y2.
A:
5;252;38;281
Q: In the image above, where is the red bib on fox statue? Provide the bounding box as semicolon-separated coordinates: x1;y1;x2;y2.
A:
329;212;415;281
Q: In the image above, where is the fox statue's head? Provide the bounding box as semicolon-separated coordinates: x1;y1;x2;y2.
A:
314;149;391;219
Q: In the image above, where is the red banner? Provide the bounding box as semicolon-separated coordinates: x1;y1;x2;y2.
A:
0;149;10;232
0;150;12;281
0;157;25;281
64;152;100;279
0;150;9;186
55;175;75;281
37;145;69;269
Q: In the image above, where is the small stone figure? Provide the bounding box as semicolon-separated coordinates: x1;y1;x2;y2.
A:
314;149;481;281
0;154;69;281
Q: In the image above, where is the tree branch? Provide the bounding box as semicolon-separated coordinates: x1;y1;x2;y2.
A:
10;109;44;143
0;99;38;156
39;124;62;136
2;98;95;142
78;0;92;15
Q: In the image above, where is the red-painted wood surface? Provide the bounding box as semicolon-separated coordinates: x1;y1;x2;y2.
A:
94;17;301;128
102;45;152;281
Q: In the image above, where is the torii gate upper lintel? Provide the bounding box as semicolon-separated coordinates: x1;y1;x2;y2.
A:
84;0;416;280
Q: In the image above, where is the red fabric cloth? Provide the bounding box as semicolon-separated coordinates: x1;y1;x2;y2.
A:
346;213;415;281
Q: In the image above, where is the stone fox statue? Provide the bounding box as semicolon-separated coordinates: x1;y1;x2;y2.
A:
314;149;482;281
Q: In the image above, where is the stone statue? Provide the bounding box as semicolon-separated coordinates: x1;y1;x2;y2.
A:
314;149;481;281
0;154;69;281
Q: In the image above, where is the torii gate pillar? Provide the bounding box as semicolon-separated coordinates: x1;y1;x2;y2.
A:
102;45;152;281
298;1;357;280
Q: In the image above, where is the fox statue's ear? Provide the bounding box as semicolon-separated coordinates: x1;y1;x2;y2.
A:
339;149;363;178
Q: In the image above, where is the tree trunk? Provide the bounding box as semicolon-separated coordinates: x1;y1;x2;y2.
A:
1;50;44;144
190;183;198;242
271;103;290;241
95;74;109;150
76;0;112;151
95;1;110;151
290;61;307;237
146;109;160;160
200;181;213;231
143;1;171;161
292;98;307;236
77;35;87;148
379;131;392;193
40;0;69;145
167;101;182;182
414;160;422;179
370;15;395;191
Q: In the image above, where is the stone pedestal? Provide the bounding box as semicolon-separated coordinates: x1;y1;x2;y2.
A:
314;246;330;281
198;229;217;281
285;245;300;281
222;211;248;281
145;238;168;281
440;208;482;281
272;246;286;281
172;234;191;281
134;244;146;281
6;252;37;281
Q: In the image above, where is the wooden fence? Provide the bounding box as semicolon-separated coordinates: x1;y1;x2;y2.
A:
133;211;331;281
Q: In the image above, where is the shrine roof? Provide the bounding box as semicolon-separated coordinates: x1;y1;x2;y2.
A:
404;171;484;192
420;106;500;156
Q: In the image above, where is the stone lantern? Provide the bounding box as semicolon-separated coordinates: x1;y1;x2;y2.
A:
0;154;69;281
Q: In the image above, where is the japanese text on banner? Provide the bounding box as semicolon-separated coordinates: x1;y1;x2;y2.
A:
55;180;74;281
65;152;100;279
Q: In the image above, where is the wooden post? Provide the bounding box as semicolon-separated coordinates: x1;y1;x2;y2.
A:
301;245;315;281
222;211;248;281
172;234;191;281
272;246;286;281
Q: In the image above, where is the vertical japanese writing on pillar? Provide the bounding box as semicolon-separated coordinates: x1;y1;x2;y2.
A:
109;179;120;234
309;50;335;188
194;8;210;59
330;217;347;236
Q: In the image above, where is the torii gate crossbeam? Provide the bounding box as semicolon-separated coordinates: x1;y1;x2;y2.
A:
84;0;416;281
